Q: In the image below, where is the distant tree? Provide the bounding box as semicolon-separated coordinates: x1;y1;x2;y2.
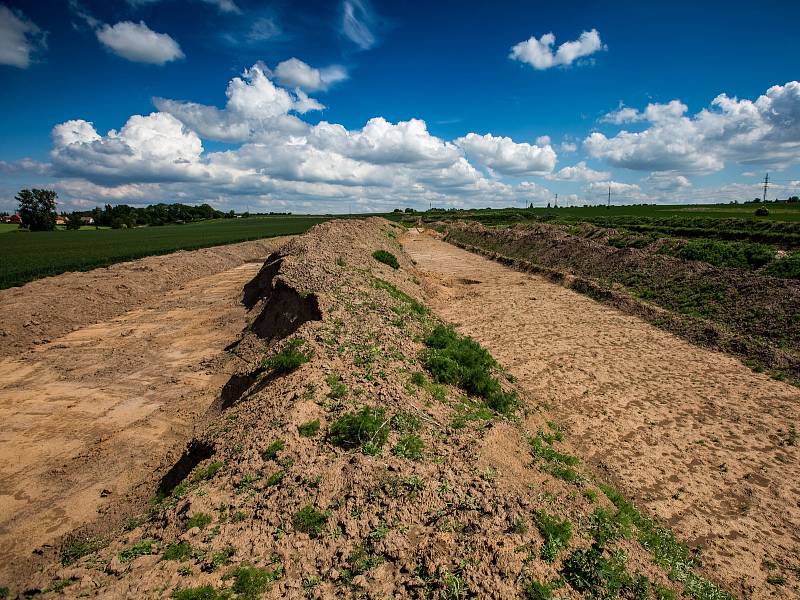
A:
16;188;57;231
393;208;402;213
404;207;414;213
546;202;551;208
65;212;83;230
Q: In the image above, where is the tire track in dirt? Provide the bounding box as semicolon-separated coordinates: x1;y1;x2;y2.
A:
0;245;282;586
404;230;800;598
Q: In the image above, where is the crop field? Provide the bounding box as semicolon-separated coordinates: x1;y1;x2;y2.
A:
0;216;330;289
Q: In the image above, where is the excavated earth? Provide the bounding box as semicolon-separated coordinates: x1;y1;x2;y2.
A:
0;219;796;599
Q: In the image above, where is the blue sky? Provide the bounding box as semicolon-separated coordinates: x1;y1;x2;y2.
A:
1;0;799;213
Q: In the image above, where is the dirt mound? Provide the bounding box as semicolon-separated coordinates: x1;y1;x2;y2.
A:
0;239;288;358
19;219;733;599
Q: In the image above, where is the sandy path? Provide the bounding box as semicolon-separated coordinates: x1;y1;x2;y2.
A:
0;260;265;585
405;231;800;598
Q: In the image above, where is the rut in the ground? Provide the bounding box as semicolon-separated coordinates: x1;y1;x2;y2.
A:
404;229;800;598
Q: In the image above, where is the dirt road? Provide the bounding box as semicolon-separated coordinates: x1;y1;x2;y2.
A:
0;241;283;586
405;230;800;598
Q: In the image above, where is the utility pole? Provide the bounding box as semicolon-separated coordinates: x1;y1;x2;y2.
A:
762;173;769;203
607;185;611;208
554;193;558;208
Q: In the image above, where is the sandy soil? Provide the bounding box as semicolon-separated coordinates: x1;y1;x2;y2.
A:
404;229;800;598
0;238;285;358
0;240;285;586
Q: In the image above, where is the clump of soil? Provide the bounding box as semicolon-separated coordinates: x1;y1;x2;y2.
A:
20;218;730;599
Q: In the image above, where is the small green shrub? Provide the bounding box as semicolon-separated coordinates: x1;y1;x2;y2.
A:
372;249;400;269
263;339;311;374
185;512;213;530
391;410;421;432
226;563;282;600
422;324;517;415
297;419;321;437
163;542;194;562
329;406;389;452
60;538;100;566
192;461;223;482
755;207;769;216
524;580;553;600
119;540;153;562
172;586;225;600
764;252;800;279
588;507;631;546
393;434;424;460
265;470;284;487
211;546;235;569
261;439;284;461
293;505;330;537
326;372;347;399
535;511;572;562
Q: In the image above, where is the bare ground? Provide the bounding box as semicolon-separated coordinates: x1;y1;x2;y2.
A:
404;229;800;598
0;239;287;587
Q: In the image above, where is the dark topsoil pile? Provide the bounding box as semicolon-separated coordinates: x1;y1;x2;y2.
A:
441;221;800;382
22;218;732;599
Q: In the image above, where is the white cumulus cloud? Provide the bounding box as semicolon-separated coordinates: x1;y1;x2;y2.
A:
0;4;46;68
546;161;610;182
510;29;604;70
274;58;348;92
586;82;800;173
455;132;557;175
96;21;184;65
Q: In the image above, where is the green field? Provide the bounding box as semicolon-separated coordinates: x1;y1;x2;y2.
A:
0;216;331;289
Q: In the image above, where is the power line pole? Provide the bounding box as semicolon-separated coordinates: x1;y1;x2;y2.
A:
607;185;611;208
762;172;769;202
554;193;558;208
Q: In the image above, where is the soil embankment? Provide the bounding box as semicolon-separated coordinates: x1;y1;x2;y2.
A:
405;229;800;598
0;239;285;358
0;238;287;587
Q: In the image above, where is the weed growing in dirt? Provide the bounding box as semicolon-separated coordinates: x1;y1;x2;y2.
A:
510;517;529;535
439;570;467;599
263;339;311;374
560;545;634;598
60;537;101;566
185;513;213;530
329;406;389;453
119;540;154;562
211;547;235;569
293;505;330;537
373;278;428;318
193;461;223;482
529;430;580;483
326;372;348;399
451;396;494;428
391;410;421;432
588;507;631;546
43;579;72;594
342;545;384;583
172;585;225;600
265;470;284;487
261;440;284;461
225;563;283;600
524;580;554;600
535;511;572;562
297;419;320;437
236;474;258;494
163;542;195;562
0;588;7;599
372;249;400;269
393;434;424;460
422;324;517;415
598;484;735;600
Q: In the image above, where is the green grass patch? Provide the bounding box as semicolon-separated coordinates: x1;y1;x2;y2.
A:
329;406;389;453
529;430;581;483
185;513;213;530
392;434;424;460
192;461;223;482
262;339;311;374
60;538;101;565
372;249;400;269
0;216;329;289
292;505;330;538
225;563;283;600
297;419;321;437
261;439;284;461
172;586;225;600
163;542;196;562
534;510;572;562
422;324;517;415
118;540;154;562
326;372;348;399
